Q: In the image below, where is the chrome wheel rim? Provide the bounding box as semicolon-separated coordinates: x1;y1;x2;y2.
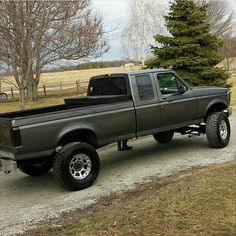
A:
69;154;92;180
219;120;228;140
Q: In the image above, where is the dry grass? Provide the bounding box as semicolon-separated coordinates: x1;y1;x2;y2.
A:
0;66;140;113
0;66;140;90
229;75;236;107
26;162;236;236
0;97;66;113
229;58;236;69
0;70;235;114
218;57;236;70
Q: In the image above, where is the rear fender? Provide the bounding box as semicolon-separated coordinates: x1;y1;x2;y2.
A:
57;123;97;148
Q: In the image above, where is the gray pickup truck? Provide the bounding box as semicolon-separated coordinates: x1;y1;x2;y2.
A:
0;69;232;190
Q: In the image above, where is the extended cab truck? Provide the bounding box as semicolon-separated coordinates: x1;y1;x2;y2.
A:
0;69;232;190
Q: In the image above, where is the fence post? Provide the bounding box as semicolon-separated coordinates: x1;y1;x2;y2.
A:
43;85;46;97
11;87;14;101
60;82;63;95
76;80;80;95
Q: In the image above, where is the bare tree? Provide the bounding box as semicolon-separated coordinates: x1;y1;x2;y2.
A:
197;0;234;37
122;0;167;66
0;0;107;108
197;0;235;72
219;35;236;72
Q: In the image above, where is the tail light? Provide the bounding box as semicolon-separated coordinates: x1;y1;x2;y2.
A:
11;128;21;147
0;124;21;147
0;124;12;146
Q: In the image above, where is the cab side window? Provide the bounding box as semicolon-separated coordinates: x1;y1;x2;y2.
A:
157;73;186;95
136;74;154;100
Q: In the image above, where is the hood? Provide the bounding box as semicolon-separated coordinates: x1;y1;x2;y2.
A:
191;86;228;97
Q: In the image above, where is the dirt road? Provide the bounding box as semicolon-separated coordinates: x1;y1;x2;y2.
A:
1;112;235;236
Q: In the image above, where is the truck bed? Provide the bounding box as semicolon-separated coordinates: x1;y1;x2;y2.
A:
0;95;130;119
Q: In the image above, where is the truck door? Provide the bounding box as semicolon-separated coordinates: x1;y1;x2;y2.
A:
130;73;162;136
154;72;197;127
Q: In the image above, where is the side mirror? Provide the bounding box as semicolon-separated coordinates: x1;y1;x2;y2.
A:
179;85;187;94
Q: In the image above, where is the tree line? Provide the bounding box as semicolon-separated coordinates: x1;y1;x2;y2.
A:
75;60;139;70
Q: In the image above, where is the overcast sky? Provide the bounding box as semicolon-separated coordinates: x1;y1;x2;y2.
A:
92;0;128;60
92;0;236;61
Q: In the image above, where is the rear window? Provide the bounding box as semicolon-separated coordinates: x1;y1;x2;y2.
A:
88;77;128;96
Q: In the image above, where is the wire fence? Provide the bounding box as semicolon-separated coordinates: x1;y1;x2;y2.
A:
0;80;90;102
0;68;236;102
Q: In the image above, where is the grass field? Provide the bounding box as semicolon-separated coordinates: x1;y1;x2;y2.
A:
229;75;236;107
0;71;235;114
0;97;67;113
0;74;236;113
26;162;236;236
0;66;140;90
0;66;140;112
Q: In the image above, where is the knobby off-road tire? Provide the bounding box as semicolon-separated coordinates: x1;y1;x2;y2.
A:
206;112;231;148
53;142;100;191
18;159;53;176
153;131;174;144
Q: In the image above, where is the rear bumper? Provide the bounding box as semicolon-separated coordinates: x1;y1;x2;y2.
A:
0;149;15;160
0;148;54;161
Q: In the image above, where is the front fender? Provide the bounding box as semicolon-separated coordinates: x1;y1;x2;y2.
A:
205;98;229;116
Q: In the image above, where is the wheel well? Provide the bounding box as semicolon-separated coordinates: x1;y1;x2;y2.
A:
58;129;97;148
205;103;228;121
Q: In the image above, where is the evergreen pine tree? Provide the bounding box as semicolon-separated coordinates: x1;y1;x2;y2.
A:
147;0;229;87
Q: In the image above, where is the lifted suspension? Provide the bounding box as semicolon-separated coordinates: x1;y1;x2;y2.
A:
177;124;206;137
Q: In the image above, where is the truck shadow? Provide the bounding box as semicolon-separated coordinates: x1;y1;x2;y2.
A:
99;135;208;167
2;171;63;194
1;135;216;194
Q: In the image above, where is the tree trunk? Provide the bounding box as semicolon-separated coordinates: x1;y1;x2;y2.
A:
19;88;25;110
226;56;230;73
141;59;145;67
32;82;38;100
27;78;39;101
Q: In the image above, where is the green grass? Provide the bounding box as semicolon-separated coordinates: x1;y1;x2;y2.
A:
28;162;236;236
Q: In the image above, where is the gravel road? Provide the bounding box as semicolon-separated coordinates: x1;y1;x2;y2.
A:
1;112;235;236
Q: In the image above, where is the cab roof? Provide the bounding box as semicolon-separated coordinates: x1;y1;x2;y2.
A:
91;68;173;80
